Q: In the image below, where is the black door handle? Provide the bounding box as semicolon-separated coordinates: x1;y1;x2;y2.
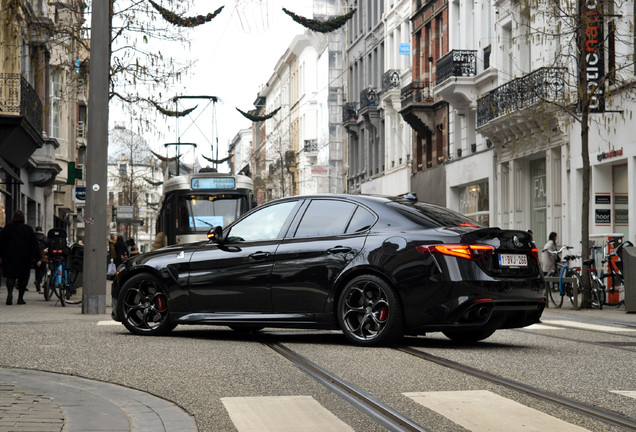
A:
327;246;352;254
249;251;271;260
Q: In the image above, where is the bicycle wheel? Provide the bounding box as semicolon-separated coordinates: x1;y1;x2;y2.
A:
63;270;82;305
590;276;605;309
547;272;563;308
43;271;51;301
567;271;583;310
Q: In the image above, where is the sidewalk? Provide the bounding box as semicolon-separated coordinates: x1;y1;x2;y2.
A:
0;285;197;432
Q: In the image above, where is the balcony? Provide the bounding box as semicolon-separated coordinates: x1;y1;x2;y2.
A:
435;50;477;85
476;67;567;144
399;80;441;138
360;87;379;109
0;73;44;167
382;70;401;93
477;67;567;127
303;139;318;153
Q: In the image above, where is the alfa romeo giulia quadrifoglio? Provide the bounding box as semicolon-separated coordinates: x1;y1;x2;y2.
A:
111;194;546;346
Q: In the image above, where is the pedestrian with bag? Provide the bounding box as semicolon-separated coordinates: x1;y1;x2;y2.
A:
540;231;559;275
0;210;41;305
33;226;48;293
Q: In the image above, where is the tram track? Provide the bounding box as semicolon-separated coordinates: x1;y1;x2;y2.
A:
395;345;636;430
262;339;428;432
260;333;636;431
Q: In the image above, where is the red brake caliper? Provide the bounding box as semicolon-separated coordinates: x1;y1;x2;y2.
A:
379;305;388;321
156;295;167;312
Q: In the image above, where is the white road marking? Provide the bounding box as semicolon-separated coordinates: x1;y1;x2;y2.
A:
404;390;589;432
611;390;636;399
540;319;636;332
221;395;354;432
97;320;122;326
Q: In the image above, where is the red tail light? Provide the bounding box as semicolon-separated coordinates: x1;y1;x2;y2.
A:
416;244;495;260
531;248;539;263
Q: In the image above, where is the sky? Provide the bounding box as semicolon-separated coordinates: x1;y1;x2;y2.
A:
109;0;315;172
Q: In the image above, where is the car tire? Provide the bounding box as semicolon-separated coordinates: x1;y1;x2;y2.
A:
118;273;176;336
442;328;496;343
337;274;404;347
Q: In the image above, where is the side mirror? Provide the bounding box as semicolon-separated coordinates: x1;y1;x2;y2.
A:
207;226;223;243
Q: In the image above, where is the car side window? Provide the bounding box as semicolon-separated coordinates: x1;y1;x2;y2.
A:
294;200;356;238
227;201;297;242
345;206;376;233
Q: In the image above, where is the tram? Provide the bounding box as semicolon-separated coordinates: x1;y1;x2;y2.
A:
156;170;256;245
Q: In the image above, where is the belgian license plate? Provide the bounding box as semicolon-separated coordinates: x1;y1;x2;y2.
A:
499;254;528;267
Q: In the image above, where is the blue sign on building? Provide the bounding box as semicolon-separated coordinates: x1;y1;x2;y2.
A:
399;43;411;55
75;186;86;201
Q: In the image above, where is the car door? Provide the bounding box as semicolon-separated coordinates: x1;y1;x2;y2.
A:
188;200;300;313
270;199;376;313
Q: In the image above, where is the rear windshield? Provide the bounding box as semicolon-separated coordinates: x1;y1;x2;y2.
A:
387;201;484;228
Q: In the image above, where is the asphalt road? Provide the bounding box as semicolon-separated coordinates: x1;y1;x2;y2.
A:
1;284;635;431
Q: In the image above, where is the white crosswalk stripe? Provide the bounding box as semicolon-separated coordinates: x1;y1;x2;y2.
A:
221;395;354;432
404;390;590;432
529;319;636;332
611;390;636;399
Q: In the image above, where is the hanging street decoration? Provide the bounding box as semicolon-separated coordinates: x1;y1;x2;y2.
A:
148;1;224;27
282;8;356;33
150;100;198;117
150;149;180;162
236;107;281;122
202;154;233;165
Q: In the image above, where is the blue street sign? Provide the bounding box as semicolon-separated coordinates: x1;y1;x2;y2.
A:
399;43;410;55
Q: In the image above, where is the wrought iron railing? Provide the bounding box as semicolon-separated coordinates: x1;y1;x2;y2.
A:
382;70;401;93
0;73;43;134
435;50;477;84
304;139;318;153
343;102;357;122
400;80;434;106
477;67;567;127
360;87;378;108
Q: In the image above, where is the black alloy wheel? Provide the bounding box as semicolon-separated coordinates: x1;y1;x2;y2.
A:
118;274;176;336
337;275;404;347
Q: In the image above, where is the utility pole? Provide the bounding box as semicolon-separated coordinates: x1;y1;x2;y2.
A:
82;0;111;314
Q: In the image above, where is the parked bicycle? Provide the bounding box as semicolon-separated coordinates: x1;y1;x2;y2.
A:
585;239;633;309
544;246;583;308
42;229;82;306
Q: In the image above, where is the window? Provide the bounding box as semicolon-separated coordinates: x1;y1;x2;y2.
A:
294;200;356;237
345;207;376;233
228;201;297;242
50;70;61;139
459;181;490;226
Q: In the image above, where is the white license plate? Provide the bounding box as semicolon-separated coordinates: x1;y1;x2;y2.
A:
499;254;528;267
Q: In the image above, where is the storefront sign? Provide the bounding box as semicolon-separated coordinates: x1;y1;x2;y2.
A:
597;147;623;162
595;194;611;204
595;209;611;225
75;186;86;201
580;0;605;113
399;43;410;55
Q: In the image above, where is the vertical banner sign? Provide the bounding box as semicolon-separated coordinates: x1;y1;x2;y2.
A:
581;0;605;112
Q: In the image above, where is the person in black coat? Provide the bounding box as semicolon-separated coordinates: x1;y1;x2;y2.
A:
114;235;128;267
0;210;41;305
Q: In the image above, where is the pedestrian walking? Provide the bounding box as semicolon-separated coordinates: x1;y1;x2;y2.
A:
540;231;559;275
0;210;41;305
33;226;48;293
114;235;128;267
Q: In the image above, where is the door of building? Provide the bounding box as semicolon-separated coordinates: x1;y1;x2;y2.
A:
530;159;547;244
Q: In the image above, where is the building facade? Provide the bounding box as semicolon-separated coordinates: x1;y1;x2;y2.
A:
0;0;85;240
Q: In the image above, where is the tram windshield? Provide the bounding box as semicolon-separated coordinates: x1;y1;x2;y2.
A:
178;194;245;231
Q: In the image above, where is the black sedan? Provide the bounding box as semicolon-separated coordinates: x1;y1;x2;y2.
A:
111;194;545;346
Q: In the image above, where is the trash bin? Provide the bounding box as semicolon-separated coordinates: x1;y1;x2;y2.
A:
623;246;636;313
